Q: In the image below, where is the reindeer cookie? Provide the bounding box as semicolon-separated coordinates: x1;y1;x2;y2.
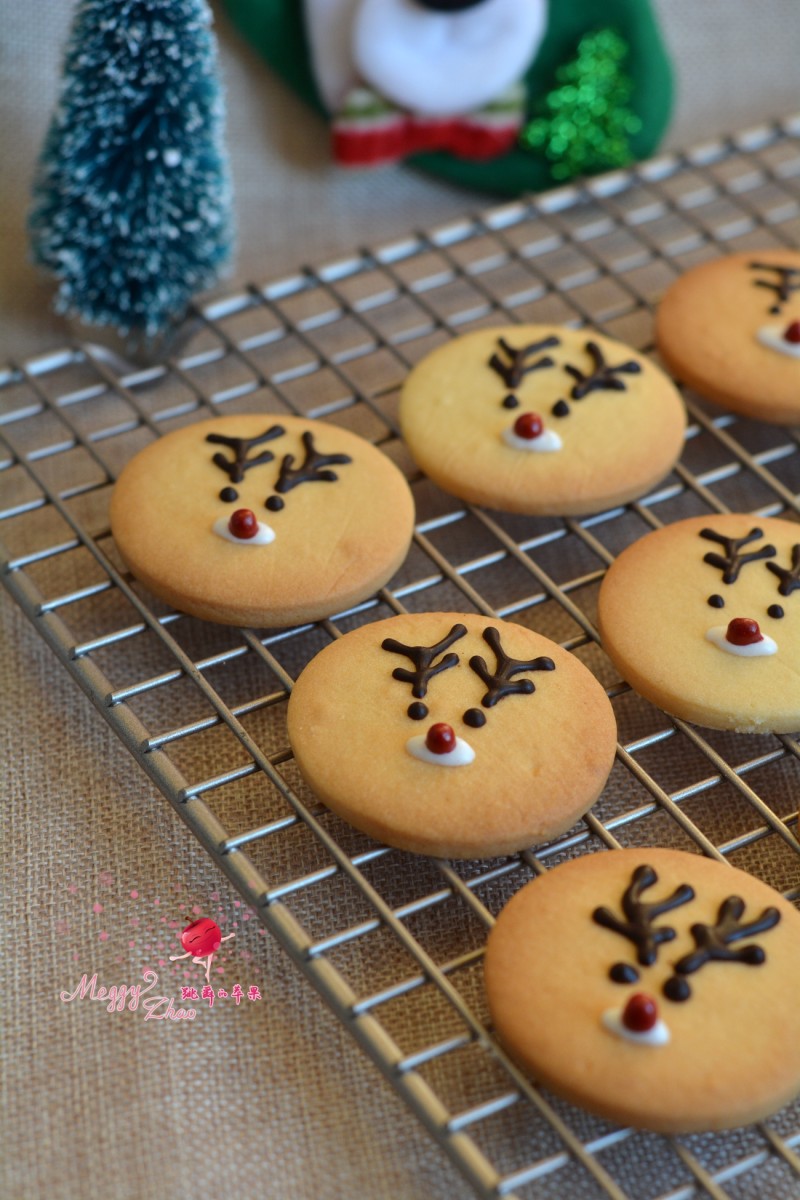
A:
286;612;616;858
485;848;800;1133
399;325;685;516
109;414;414;627
656;249;800;424
597;514;800;733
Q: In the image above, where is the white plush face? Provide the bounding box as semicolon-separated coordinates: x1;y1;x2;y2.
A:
303;0;546;114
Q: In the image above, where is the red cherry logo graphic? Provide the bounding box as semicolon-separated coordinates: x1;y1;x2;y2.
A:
228;509;258;539
783;320;800;344
425;723;456;755
622;992;658;1033
180;917;222;957
725;617;763;646
513;412;544;440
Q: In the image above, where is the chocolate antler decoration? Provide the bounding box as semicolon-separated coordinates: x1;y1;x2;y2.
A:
381;623;467;699
207;425;285;483
468;626;554;709
749;261;800;313
593;864;695;967
272;431;352;497
662;894;782;1000
699;527;776;584
766;543;800;597
488;336;560;389
671;896;781;981
563;341;641;400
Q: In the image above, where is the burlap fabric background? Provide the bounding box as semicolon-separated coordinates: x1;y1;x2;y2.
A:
3;4;800;1198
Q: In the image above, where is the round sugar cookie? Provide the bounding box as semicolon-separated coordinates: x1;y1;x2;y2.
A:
656;249;800;424
597;514;800;733
484;848;800;1133
286;612;617;859
109;414;415;627
399;325;685;516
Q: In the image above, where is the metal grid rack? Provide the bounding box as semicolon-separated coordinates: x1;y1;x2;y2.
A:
4;116;800;1199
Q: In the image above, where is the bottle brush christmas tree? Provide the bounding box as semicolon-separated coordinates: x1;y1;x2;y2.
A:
29;0;234;342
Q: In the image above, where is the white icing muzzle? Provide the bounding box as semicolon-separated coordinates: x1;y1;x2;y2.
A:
706;626;777;657
213;516;276;546
502;426;562;453
756;326;800;359
406;733;475;766
602;1007;670;1046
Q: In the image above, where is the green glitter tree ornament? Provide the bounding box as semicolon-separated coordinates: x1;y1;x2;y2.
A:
521;29;642;181
29;0;234;343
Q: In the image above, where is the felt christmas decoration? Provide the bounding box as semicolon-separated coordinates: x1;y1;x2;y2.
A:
521;29;644;182
29;0;234;341
221;0;673;194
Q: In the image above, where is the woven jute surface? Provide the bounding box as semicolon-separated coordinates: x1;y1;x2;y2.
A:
1;594;472;1200
3;3;800;1198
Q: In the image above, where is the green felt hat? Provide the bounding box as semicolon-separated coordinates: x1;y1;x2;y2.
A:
221;0;673;195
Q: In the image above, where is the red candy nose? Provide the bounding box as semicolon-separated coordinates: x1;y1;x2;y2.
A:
783;320;800;344
726;617;763;646
513;412;544;440
425;723;456;755
622;992;658;1033
228;508;258;539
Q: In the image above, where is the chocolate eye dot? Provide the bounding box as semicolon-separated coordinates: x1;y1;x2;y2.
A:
552;399;570;418
265;496;284;512
502;394;519;410
708;594;725;609
219;486;238;502
408;702;428;721
663;976;691;1003
463;708;486;728
609;962;639;985
768;604;785;619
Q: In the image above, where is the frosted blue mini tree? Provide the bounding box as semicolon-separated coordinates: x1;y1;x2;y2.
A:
29;0;234;341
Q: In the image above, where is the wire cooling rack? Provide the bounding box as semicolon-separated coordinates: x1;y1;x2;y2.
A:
4;116;800;1200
